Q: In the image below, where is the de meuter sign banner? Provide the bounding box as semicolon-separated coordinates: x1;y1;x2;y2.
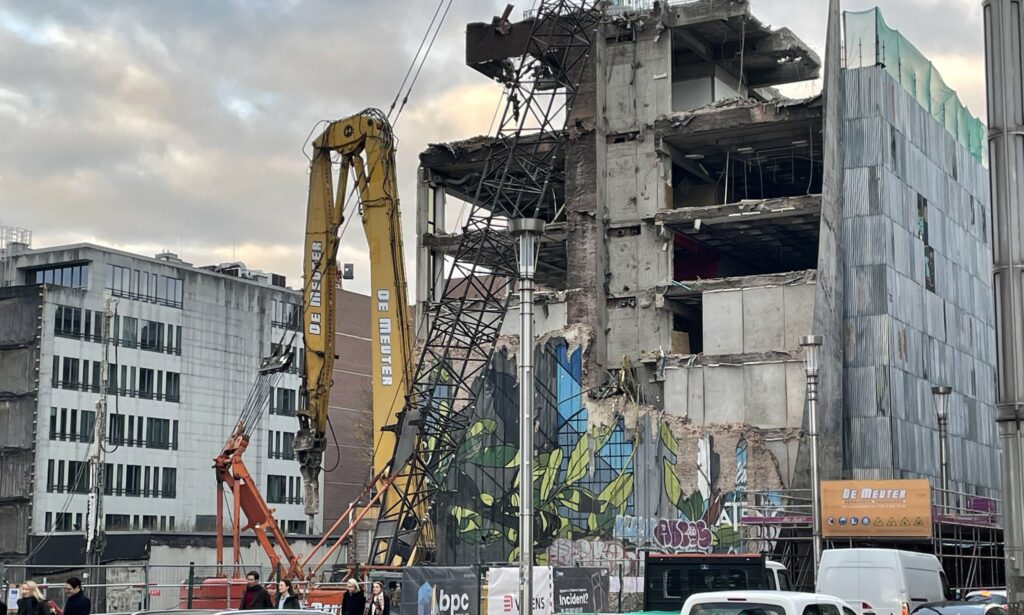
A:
820;479;932;538
403;566;480;615
485;566;554;615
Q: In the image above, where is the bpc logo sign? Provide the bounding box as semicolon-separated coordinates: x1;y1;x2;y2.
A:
417;582;472;615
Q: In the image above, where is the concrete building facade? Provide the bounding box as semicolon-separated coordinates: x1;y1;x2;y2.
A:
0;243;321;560
411;0;997;587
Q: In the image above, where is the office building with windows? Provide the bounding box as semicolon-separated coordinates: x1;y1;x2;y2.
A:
0;242;322;559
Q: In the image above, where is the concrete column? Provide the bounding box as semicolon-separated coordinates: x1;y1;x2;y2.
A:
983;2;1024;611
415;168;445;339
564;31;607;387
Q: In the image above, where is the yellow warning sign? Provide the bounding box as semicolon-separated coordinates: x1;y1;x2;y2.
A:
821;480;932;538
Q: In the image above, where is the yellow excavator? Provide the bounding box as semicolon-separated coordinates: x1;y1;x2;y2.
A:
295;108;416;527
209;109;418;598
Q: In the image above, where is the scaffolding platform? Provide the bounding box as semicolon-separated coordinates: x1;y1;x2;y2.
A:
741;488;1004;592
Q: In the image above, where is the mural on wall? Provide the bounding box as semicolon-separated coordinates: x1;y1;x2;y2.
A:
435;337;787;567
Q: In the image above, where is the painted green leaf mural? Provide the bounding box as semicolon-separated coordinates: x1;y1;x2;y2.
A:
660;421;679;456
470;444;518;467
680;489;706;521
540;448;563;501
564;434;590;485
663;457;682;507
597;471;633;510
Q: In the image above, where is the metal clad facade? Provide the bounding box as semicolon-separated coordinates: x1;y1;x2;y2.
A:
842;67;999;496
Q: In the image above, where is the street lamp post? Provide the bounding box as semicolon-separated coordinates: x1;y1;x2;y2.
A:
512;218;544;615
800;335;824;572
932;386;952;514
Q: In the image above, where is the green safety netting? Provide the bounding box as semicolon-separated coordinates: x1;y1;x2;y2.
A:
844;7;987;166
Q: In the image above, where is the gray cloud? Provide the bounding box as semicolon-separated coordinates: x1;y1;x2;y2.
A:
0;0;985;295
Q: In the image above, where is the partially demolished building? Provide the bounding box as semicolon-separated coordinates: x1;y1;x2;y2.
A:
414;0;998;590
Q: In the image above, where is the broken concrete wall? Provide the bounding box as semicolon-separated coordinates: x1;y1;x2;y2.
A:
701;284;815;355
438;331;793;572
0;285;42;558
601;25;675;368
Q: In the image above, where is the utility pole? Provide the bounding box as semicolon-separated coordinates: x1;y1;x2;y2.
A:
512;218;544;615
85;297;113;612
983;3;1024;612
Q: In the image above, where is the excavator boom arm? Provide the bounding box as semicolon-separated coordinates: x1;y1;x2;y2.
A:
295;109;414;521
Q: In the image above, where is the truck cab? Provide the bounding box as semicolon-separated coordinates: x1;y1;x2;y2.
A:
644;554;792;612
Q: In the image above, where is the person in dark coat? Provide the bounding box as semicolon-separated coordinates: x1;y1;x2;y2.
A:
239;572;273;610
17;582;49;615
62;577;89;615
340;579;365;615
368;581;389;615
275;580;300;610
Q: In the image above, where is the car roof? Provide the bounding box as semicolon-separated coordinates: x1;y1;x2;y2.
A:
685;591;852;607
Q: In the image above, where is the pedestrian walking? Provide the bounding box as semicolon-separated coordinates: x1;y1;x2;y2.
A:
340;579;365;615
275;580;300;610
238;572;273;610
17;582;48;615
62;578;89;615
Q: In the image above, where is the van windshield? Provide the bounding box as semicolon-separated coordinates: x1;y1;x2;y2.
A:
691;602;787;615
818;567;901;606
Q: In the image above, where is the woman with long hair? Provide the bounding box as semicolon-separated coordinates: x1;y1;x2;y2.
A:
368;581;389;615
275;580;300;610
17;581;49;615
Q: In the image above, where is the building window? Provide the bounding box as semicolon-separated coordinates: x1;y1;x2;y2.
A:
286;520;307;535
121;316;138;348
161;467;177;498
105;514;131;530
32;263;89;289
139;320;163;351
271;299;301;331
267;475;288;504
165;372;181;402
138;368;155;399
125;464;142;496
54;305;82;338
106;264;183;308
270;388;297;416
146;418;171;449
109;414;126;446
49;408;95;443
46;512;83;532
60;357;80;390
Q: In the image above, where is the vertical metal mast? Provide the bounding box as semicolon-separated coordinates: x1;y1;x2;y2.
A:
983;2;1024;611
86;297;113;609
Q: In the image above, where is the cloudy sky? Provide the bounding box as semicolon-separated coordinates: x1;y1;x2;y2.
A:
0;0;986;297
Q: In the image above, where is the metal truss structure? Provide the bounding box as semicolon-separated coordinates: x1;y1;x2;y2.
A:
368;0;602;566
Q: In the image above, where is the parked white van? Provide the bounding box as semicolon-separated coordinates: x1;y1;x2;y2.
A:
815;549;953;615
681;590;857;615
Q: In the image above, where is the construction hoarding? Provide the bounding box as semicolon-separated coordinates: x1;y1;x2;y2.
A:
821;479;932;538
402;567;479;615
485;566;553;615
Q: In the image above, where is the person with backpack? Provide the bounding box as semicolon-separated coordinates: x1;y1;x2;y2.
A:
61;578;88;615
17;582;48;615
